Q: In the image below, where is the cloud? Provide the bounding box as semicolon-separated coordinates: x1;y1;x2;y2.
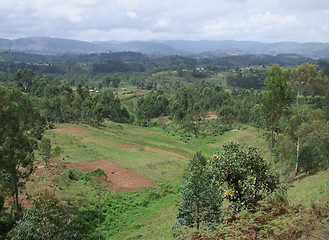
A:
0;0;328;43
249;12;297;26
126;11;139;19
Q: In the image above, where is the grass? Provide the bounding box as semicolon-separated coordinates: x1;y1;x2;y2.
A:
112;194;179;240
31;121;329;239
188;124;270;158
44;121;193;184
287;169;329;206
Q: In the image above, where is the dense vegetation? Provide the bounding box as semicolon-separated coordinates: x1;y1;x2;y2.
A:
0;50;328;239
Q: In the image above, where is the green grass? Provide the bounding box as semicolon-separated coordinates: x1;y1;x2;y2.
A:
111;194;179;240
45;125;190;188
36;121;328;239
187;125;270;158
287;169;329;206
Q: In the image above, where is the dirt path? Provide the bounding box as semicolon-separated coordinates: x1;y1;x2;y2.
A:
117;144;189;160
143;146;189;160
66;160;156;192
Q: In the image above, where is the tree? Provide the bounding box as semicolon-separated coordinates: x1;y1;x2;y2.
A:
102;75;111;88
0;85;45;210
13;68;36;94
262;64;292;161
173;152;223;231
8;189;82;240
39;138;51;169
285;63;328;175
297;119;329;173
210;142;281;216
112;75;120;89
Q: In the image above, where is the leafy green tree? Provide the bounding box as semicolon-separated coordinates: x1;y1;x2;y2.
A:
285;63;328;175
102;75;112;88
262;64;292;161
112;74;120;88
13;68;36;94
8;189;82;240
297;119;329;173
210;142;281;216
173;152;223;230
39;138;51;169
0;85;45;209
136;90;169;126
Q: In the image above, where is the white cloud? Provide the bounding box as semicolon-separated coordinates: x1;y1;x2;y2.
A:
154;17;170;28
126;11;139;19
249;12;297;26
0;0;328;42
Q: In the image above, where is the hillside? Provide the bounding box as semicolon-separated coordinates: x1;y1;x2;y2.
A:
1;37;329;58
1;52;328;239
20;122;329;239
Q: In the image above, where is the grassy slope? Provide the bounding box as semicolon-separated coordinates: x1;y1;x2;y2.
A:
287;170;329;207
38;121;328;239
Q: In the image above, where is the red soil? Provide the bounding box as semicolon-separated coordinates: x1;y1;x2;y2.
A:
66;160;156;192
52;125;88;135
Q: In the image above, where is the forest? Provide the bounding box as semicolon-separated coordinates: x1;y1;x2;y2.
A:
0;50;329;239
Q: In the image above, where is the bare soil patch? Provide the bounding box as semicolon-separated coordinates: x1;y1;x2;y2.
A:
235;134;253;141
66;160;156;192
117;144;140;149
126;91;145;96
52;125;88;135
143;146;189;160
140;129;166;134
116;144;189;160
205;111;218;120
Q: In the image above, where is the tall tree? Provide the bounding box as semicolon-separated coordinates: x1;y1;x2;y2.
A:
0;85;45;210
285;63;328;175
262;64;292;161
13;68;36;94
39;138;51;169
173;152;222;230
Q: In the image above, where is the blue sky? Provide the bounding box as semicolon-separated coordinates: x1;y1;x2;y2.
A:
1;0;328;43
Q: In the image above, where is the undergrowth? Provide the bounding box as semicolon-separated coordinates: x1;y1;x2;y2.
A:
189;195;329;240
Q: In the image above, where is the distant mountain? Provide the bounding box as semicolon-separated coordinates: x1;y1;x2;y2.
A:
94;41;180;55
0;37;179;55
163;40;329;59
0;37;328;59
0;37;105;54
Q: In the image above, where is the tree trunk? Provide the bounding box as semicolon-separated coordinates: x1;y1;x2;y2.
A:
14;180;19;209
294;136;301;176
270;114;274;162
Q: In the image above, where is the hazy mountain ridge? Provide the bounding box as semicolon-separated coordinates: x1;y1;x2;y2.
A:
0;37;328;58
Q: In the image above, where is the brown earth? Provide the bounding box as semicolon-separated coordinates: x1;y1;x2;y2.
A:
117;144;139;149
205;111;218;120
143;146;189;160
66;160;156;192
140;129;166;134
117;144;189;160
52;125;88;135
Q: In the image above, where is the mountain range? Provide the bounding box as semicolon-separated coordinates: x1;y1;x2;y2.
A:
0;37;329;59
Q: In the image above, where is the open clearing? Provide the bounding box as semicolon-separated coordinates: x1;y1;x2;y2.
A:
66;160;156;192
52;125;88;135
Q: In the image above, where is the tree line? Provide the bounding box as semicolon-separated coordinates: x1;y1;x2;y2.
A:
0;61;328;238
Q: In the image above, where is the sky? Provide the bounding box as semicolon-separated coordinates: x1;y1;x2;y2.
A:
1;0;329;43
